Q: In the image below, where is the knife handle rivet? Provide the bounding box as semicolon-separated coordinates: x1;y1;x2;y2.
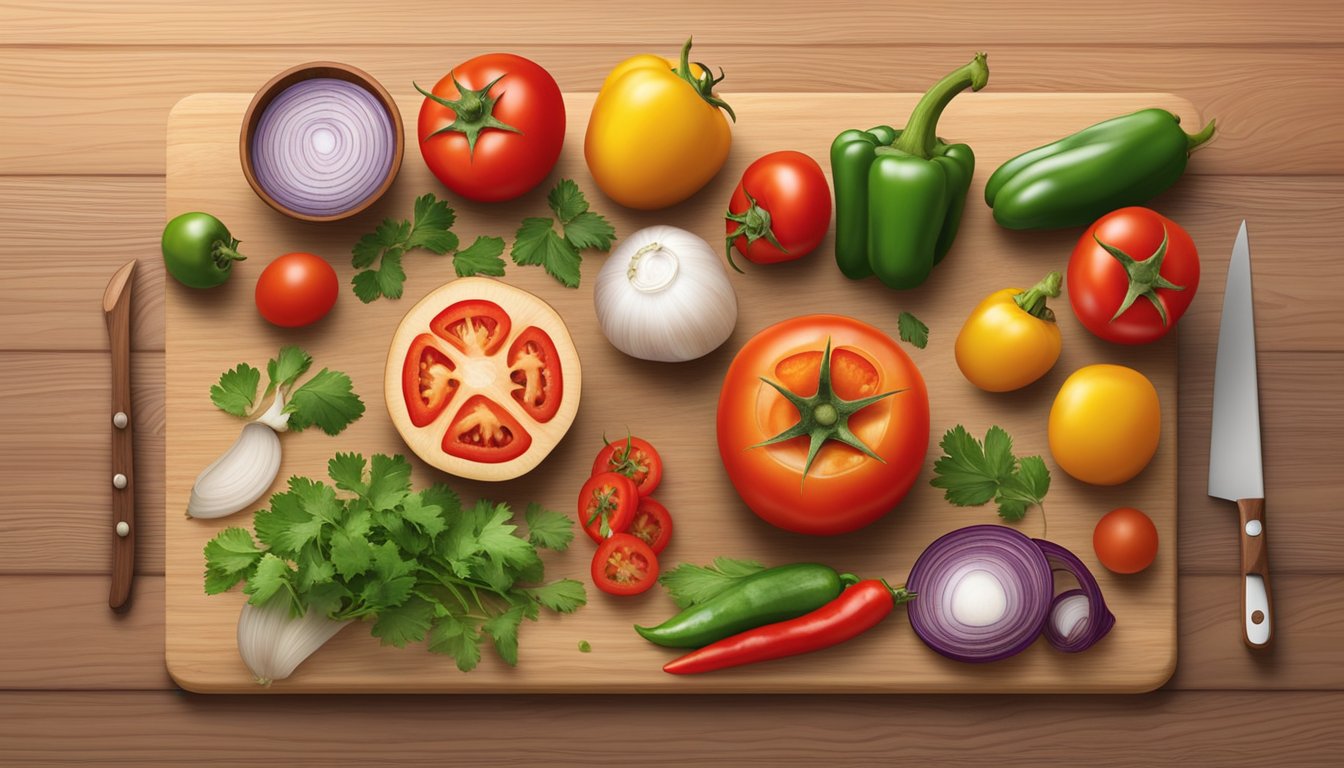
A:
113;411;129;429
1245;519;1263;537
112;473;127;490
115;521;130;538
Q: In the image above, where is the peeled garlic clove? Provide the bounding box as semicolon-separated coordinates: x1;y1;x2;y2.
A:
237;599;350;686
186;421;282;519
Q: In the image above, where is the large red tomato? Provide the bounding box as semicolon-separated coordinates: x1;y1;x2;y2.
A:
385;278;581;482
416;54;565;203
717;315;930;536
725;150;832;270
1068;207;1200;345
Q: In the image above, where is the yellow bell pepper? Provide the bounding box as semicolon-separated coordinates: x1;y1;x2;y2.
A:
584;38;734;210
955;272;1063;392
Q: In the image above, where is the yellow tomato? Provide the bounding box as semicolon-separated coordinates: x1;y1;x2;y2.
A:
955;273;1063;392
1049;364;1161;485
584;38;734;210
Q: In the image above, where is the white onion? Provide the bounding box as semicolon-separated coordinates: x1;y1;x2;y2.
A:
237;599;351;686
594;225;737;362
251;78;396;217
186;421;282;519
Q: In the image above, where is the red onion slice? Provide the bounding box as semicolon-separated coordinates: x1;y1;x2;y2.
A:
251;78;396;217
1035;538;1116;653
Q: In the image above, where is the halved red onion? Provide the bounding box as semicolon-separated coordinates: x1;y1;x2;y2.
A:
906;525;1052;663
251;78;396;217
1035;538;1116;653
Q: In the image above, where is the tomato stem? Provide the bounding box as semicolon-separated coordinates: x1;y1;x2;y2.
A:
724;189;789;273
415;75;523;156
211;237;247;269
1094;227;1186;325
670;37;736;122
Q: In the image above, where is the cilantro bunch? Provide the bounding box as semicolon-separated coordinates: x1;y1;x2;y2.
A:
204;452;586;672
930;425;1051;524
511;179;616;288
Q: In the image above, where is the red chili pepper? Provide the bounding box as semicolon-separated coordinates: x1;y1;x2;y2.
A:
662;579;913;675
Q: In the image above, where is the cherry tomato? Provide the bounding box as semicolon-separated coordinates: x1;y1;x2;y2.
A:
254;252;338;328
578;472;639;543
417;54;565;203
591;436;663;498
1094;507;1159;574
725;151;832;271
1068;207;1200;345
629;498;673;554
591;533;659;596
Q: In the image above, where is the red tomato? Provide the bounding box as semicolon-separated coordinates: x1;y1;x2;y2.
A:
725;151;832;270
629;498;673;554
578;472;639;543
441;395;532;463
507;327;563;423
591;533;659;596
1068;207;1200;345
254;252;337;328
1094;507;1160;574
591;436;663;498
717;315;930;536
416;54;565;202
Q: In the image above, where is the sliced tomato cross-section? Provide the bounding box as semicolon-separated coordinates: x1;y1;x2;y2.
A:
507;326;563;423
431;299;512;356
402;333;459;427
442;394;533;464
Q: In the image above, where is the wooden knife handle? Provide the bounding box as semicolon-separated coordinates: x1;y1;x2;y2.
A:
1238;498;1272;650
106;281;135;610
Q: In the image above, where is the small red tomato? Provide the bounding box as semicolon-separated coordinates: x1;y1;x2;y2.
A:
629;498;673;554
725;150;832;271
1068;207;1200;345
1094;507;1160;574
590;436;663;498
254;252;338;328
577;472;639;543
591;533;659;596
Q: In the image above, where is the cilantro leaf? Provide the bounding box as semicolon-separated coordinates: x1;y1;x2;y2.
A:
203;527;262;580
295;547;335;591
897;311;929;349
210;363;260;417
329;507;374;579
658;557;767;610
420;484;462;521
547;178;589;223
996;455;1051;522
243;553;294;607
453;236;507;277
327;452;367;495
351;269;384;303
360;541;417;608
511;217;582;288
563;211;616;252
352;219;406;269
428;614;483;672
407;193;456;251
400;493;447;538
524;503;573;551
284;369;365;436
349;194;459;302
268;346;313;393
931;424;1052;524
365;453;412;511
930;425;1000;506
482;606;525;666
252;489;322;557
371;596;436;648
522;579;587;613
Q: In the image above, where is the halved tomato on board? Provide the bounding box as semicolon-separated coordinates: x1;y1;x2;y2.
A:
590;436;662;497
385;278;582;482
629;497;673;554
591;533;659;596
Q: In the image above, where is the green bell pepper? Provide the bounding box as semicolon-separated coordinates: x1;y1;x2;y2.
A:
985;108;1216;230
831;53;988;289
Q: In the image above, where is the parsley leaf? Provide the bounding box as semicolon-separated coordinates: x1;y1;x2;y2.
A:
406;194;457;252
453;236;507;277
210;363;260;417
547;178;589;222
930;425;1052;523
203;527;262;594
371;596;436;648
243;553;294;608
658;557;766;610
284;368;366;436
327;453;367;496
209;348;362;438
897;311;929;349
509;179;616;288
267;346;312;393
524;503;573;551
482;606;525;666
428;614;483;672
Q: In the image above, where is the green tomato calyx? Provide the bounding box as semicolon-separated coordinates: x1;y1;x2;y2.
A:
416;74;522;156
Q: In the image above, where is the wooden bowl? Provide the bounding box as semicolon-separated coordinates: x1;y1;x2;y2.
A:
240;61;404;223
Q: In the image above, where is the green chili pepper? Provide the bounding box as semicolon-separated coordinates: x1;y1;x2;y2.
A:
830;53;988;289
985;108;1216;230
634;563;857;648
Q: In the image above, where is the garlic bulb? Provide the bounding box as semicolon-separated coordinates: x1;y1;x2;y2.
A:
594;225;737;362
237;599;351;686
186;421;282;519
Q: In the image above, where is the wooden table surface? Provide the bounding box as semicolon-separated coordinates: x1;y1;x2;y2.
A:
1;1;1341;764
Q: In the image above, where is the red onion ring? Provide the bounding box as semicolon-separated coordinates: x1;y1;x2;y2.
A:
1035;538;1116;653
251;78;396;217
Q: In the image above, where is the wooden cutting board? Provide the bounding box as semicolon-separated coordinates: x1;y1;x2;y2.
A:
166;90;1193;693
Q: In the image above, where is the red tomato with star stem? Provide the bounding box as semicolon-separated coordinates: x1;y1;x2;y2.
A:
1068;207;1200;345
725;150;832;272
254;252;338;328
416;53;565;203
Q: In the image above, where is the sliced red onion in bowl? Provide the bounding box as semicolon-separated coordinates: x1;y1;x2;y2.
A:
1035;538;1116;653
251;78;396;218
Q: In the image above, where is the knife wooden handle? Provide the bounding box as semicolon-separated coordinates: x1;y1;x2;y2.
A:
106;273;135;610
1238;498;1272;650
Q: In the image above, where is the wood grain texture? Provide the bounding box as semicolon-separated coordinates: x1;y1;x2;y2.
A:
4;46;1344;175
163;93;1182;693
2;690;1343;767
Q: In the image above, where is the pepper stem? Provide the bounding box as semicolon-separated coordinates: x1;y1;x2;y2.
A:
879;578;916;606
891;52;989;159
1186;118;1217;152
669;37;736;122
1012;271;1062;321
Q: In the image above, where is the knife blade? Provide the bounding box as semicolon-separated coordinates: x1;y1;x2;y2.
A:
103;260;137;610
1208;221;1271;650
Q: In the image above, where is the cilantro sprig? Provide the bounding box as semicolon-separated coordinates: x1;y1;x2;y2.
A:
657;557;766;610
897;311;929;349
510;179;616;288
209;346;364;435
204;452;585;672
351;193;506;303
930;425;1051;525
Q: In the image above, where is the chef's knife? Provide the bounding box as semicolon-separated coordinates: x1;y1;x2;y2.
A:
103;260;137;610
1208;221;1271;650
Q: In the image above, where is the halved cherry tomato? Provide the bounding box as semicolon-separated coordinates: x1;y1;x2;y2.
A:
430;300;512;356
629;498;673;554
441;394;532;464
578;472;638;543
507;327;563;423
402;334;459;428
591;533;659;596
591;436;663;498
